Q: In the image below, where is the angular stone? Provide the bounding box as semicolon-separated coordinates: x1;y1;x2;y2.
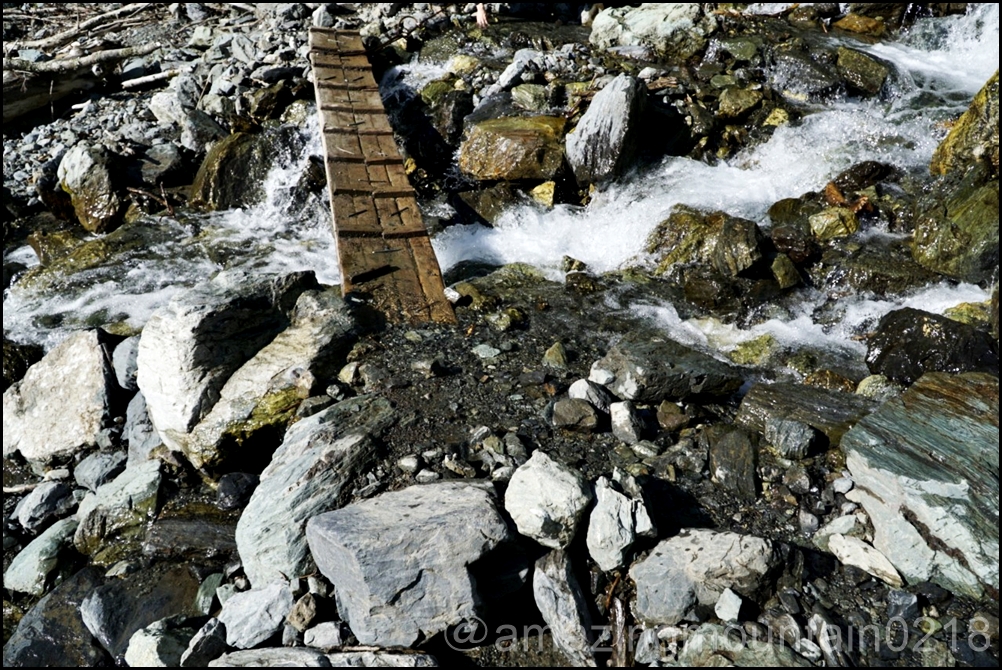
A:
15;481;74;533
678;624;812;667
125;618;198;668
931;71;998;176
646;206;724;274
764;419;815;460
185;289;360;473
112;336;140;392
304;622;343;651
533;551;596;667
3;330;116;465
630;530;778;626
125;392;164;466
715;588;743;623
718;87;763;119
829;535;903;588
737;382;878;445
512;83;549;112
567;74;647;185
770;50;841;103
75;451;127;492
136;271;317;461
459;117;566;181
218;583;295;650
552;398;600;433
843;373;998;599
713;216;763;276
74;460;161;564
866;309;998;385
209;648;331;667
809;207;859;240
837;47;891;96
57;145;123;233
586;477;652;572
568;379;617;414
505;452;593;550
591;333;744;404
856;375;905;403
543;342;569;369
4;518;77;596
306;483;512;648
610;401;644;445
590;4;717;61
2;568;107;667
815;515;866;554
181;618;228;668
236;395;393;587
707;427;758;501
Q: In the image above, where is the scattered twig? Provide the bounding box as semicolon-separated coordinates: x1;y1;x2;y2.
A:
3;483;41;495
610;597;629;668
10;3;157;52
3;43;161;75
121;68;178;90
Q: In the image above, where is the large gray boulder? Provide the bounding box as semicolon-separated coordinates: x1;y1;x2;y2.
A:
4;518;78;596
136;271;317;467
630;530;779;626
217;583;295;650
185;289;360;473
843;373;998;599
236;395;395;587
590;333;744;404
504;451;594;550
209;649;331;667
533;551;596;667
3;330;116;467
566;75;647;185
586;477;654;573
590;4;717;60
306;482;513;648
74;460;161;565
57;144;123;233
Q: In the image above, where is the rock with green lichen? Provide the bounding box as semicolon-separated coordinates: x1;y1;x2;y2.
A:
728;335;778;367
771;254;801;289
57;145;124;234
837;47;891;97
930;70;998;177
74;460;161;565
809;207;859;241
945;301;993;327
646;205;725;275
459;117;566;181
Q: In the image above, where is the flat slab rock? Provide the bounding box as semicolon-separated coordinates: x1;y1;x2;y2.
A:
209;650;439;667
843;372;999;599
306;482;513;648
737;382;878;445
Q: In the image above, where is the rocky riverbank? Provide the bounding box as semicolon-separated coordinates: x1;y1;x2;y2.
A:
3;3;1000;668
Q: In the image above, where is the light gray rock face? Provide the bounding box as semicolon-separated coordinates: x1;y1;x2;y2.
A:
125;619;197;668
586;477;654;573
306;482;512;648
149;81;227;153
56;144;122;233
181;618;228;668
566;74;647;185
136;271;317;466
568;379;617;414
591;334;743;404
304;622;344;651
630;530;778;626
678;624;812;668
113;337;141;392
828;535;903;588
533;551;596;667
505;451;594;550
326;653;439;667
217;582;295;650
236;395;394;587
210;648;332;667
3;330;115;466
610;401;645;445
126;392;164;466
764;418;815;460
4;518;77;596
74;460;161;564
590;4;718;60
185;289;360;473
75;451;127;492
15;481;75;533
843;373;999;599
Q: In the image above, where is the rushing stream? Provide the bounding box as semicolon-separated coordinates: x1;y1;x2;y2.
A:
3;5;998;362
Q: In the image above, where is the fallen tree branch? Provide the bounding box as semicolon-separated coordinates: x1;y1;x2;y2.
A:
3;483;41;495
3;43;161;75
121;68;178;89
10;3;157;52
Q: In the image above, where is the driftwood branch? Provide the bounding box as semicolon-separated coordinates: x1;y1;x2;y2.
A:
121;68;178;89
3;483;41;495
10;3;157;52
3;43;161;75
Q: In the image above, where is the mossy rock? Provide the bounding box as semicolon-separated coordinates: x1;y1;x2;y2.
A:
837;47;891;97
930;70;999;177
728;334;779;366
458;116;567;181
647;205;725;275
944;301;993;328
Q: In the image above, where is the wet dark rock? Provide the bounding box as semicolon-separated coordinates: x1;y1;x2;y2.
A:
930;70;998;177
143;518;237;562
217;473;260;511
74;460;161;565
2;339;43;393
427;88;474;148
236;395;394;587
844;372;998;599
26;229;88;267
75;451;128;493
737;382;878;445
657;401;690;433
712;216;764;277
459;116;567;181
764;419;815;460
647;205;724;273
993;285;999;340
834;13;888;37
807;238;940;297
832;161;897;194
866;308;999;385
180;618;228;668
706;426;759;501
80;565;201;660
769;198;821;264
307;482;513;648
552;398;600;433
566;74;647;185
140;144;185;187
837;47;891;97
57;145;124;234
2;567;108;667
457;183;523;226
190;128;306;211
112;336;141;393
718;87;764;119
533;551;596;667
886;590;920;622
770;49;841;103
590;332;744;404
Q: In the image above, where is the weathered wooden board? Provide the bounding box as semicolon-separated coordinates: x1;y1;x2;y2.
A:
309;28;455;325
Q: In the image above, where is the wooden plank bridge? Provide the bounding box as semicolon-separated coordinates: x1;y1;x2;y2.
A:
308;28;455;325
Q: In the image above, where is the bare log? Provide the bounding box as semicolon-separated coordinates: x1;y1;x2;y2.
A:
9;3;157;52
121;68;178;90
3;43;161;75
